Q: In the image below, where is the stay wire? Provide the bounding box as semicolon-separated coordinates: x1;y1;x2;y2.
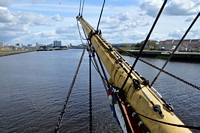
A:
78;0;82;15
151;12;200;86
81;0;85;16
91;54;109;90
96;0;106;31
91;58;107;84
54;47;86;133
95;52;110;89
120;0;167;91
77;20;87;41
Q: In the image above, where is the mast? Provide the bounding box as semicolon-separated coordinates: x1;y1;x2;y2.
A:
76;15;192;133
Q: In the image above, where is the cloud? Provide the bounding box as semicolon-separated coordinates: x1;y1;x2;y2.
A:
16;12;53;26
101;12;151;36
51;14;64;21
40;31;55;37
151;32;168;41
168;25;200;39
0;0;12;7
117;12;132;21
0;23;28;31
0;7;54;44
189;27;200;38
129;31;147;40
140;0;163;18
0;31;28;43
0;0;45;7
185;17;195;22
0;7;14;23
55;25;80;44
56;25;77;34
168;29;184;38
140;0;200;17
30;0;45;3
0;7;53;26
101;12;132;25
165;0;199;16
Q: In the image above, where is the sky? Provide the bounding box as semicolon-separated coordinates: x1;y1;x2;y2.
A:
0;0;200;46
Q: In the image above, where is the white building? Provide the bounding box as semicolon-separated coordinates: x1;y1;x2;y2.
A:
15;43;23;47
0;42;4;48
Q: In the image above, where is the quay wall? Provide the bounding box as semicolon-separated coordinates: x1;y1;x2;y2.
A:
120;50;200;62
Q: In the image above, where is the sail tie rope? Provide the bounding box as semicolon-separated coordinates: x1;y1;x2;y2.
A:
118;98;200;131
136;110;200;130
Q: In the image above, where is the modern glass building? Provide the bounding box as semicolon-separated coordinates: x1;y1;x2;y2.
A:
53;40;61;47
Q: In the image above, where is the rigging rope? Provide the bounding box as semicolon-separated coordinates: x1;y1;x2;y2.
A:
120;0;167;91
96;0;106;31
54;47;86;133
151;12;200;86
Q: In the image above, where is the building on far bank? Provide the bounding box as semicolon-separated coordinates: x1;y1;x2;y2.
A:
53;40;61;47
15;43;23;50
158;39;200;51
140;40;158;50
0;42;4;48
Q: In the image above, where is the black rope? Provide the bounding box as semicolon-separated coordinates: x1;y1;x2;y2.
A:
55;47;86;133
96;0;106;31
151;12;200;86
89;48;92;133
120;0;167;91
136;111;200;130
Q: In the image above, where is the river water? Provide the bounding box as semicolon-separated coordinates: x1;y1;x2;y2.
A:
0;49;199;133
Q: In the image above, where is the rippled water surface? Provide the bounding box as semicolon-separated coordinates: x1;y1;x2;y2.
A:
0;49;199;133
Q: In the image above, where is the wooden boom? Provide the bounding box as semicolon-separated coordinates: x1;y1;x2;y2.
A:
77;15;192;133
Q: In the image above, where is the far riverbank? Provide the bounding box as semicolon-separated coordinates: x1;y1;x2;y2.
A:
0;50;35;57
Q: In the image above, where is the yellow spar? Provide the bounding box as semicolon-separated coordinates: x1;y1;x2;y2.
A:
77;15;192;133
